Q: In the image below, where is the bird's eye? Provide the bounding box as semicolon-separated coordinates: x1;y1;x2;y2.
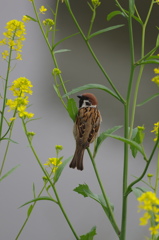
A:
86;101;91;106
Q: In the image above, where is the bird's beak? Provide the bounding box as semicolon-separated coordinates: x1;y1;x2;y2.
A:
77;95;82;98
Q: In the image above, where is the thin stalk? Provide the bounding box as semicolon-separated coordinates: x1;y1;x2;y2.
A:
31;0;68;106
87;7;96;38
129;0;154;138
120;2;135;238
65;0;125;104
154;151;159;194
87;148;120;237
52;184;79;240
126;136;159;196
0;122;14;176
22;118;79;240
15;174;53;240
0;47;12;139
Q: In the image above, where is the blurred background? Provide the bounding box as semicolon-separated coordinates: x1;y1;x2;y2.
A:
0;0;159;239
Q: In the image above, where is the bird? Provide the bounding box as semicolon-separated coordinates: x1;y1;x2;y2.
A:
69;93;102;171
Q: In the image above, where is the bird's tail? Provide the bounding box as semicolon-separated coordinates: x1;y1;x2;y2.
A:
69;145;85;171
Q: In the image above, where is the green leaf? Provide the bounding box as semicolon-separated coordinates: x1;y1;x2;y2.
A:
103;133;145;157
137;59;159;65
0;165;20;182
137;93;159;107
129;0;135;15
80;226;97;240
2;138;18;144
27;204;33;217
156;34;159;47
130;126;145;158
26;15;37;22
32;183;36;198
94;125;122;158
54;49;71;54
53;32;79;49
74;184;113;215
20;196;57;208
107;11;124;21
53;157;72;184
67;98;78;122
88;24;124;40
63;84;121;101
132;187;148;198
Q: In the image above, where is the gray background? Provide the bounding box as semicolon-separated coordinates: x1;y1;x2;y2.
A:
0;0;159;239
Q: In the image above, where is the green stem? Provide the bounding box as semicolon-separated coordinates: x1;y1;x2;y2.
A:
15;176;52;240
87;148;120;237
0;47;12;139
0;120;15;176
120;2;135;237
21;118;79;240
154;151;159;194
129;0;154;138
126;136;159;196
65;0;125;104
87;7;96;38
32;0;68;108
52;184;79;240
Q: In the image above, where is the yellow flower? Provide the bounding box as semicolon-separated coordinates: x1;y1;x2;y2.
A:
39;6;47;14
149;225;159;235
9;117;16;122
1;50;9;59
139;212;151;225
16;52;22;60
151;122;159;141
6;78;34;119
55;145;63;151
154;68;159;74
0;20;26;60
22;15;31;23
44;157;62;173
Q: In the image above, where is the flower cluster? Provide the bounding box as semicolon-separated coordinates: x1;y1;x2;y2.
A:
43;19;54;31
6;77;34;119
52;68;62;76
151;122;159;141
138;192;159;235
151;67;159;87
44;145;63;173
0;20;26;60
91;0;101;8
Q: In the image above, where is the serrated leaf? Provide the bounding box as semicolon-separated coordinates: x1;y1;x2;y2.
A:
94;125;122;158
137;93;159;107
54;49;71;54
27;204;33;217
67;98;78;122
53;157;72;184
132;187;148;198
20;196;57;208
63;84;121;101
0;165;20;182
80;226;97;240
107;11;124;21
88;24;124;40
26;15;37;22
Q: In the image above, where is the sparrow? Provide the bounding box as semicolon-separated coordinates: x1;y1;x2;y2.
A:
69;93;102;171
